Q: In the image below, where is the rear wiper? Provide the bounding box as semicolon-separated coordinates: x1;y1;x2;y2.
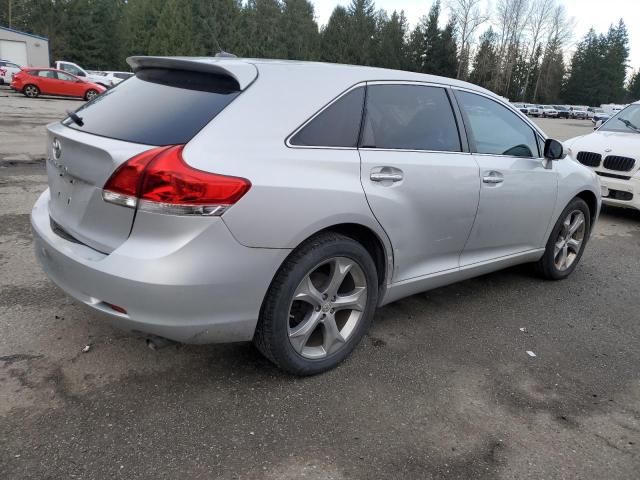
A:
65;110;84;127
618;118;640;133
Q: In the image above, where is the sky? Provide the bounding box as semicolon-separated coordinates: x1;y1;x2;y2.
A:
312;0;640;71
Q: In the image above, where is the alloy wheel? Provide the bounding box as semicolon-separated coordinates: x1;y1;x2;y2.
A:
554;210;586;271
86;90;98;101
288;257;367;359
25;86;38;97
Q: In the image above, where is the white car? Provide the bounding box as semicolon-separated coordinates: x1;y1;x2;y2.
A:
0;59;22;84
99;71;134;87
54;61;109;87
565;101;640;211
569;106;589;120
524;104;540;117
539;105;558;118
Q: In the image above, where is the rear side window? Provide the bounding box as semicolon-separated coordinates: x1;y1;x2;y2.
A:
361;84;461;152
63;68;241;146
290;87;365;147
457;91;539;158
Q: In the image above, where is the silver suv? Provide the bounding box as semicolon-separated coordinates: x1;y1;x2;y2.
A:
31;57;601;375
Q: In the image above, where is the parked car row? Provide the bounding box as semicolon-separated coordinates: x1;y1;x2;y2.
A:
510;103;614;121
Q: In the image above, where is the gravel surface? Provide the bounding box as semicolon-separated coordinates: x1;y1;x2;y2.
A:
1;87;639;479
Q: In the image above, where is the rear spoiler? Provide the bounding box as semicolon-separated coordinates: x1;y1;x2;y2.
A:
126;56;258;91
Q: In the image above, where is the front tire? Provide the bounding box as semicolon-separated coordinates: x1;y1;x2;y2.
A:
537;198;591;280
254;232;379;375
23;84;39;98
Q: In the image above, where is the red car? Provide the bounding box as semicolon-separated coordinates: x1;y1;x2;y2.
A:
10;68;106;101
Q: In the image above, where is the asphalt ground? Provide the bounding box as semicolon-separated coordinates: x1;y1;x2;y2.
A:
1;85;639;479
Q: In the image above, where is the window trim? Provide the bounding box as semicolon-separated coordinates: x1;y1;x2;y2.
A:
451;87;546;160
285;82;367;150
286;80;471;154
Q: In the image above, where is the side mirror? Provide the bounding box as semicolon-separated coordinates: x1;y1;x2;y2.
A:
593;120;603;130
544;138;564;160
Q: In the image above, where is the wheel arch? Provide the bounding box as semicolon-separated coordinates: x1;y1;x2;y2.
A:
576;190;598;226
319;223;390;292
266;222;393;304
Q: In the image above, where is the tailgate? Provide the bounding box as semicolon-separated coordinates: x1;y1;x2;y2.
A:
46;123;150;253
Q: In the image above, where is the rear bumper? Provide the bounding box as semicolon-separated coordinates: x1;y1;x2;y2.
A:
599;175;640;211
31;189;291;344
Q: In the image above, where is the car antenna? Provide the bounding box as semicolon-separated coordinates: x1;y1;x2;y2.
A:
213;36;237;58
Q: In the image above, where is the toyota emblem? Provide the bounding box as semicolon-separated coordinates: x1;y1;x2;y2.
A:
52;138;62;160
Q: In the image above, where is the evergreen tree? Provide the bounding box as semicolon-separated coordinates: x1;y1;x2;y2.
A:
148;0;196;56
406;20;426;72
320;6;352;64
281;0;319;60
191;0;243;57
603;20;629;103
346;0;377;66
628;71;640;102
562;22;630;106
435;18;458;77
469;28;498;88
374;10;408;70
421;0;441;74
121;0;164;57
244;0;286;58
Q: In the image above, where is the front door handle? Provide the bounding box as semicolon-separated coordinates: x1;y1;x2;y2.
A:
482;171;504;184
370;167;404;183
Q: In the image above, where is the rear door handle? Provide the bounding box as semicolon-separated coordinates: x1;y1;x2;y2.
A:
482;171;504;184
370;167;404;183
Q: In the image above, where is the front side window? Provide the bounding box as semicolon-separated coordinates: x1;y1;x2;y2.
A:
457;91;539;158
361;84;461;152
290;87;365;148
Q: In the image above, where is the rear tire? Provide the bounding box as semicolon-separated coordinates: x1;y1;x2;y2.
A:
254;232;379;376
536;198;591;280
23;84;39;98
84;89;99;101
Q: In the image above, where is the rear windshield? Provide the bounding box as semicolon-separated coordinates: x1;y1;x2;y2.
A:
63;68;241;145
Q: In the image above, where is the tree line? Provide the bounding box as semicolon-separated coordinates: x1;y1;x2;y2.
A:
1;0;636;105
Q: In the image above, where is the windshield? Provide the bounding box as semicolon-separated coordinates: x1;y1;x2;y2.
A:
599;105;640;133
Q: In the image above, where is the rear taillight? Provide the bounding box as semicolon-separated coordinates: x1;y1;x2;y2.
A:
102;145;251;216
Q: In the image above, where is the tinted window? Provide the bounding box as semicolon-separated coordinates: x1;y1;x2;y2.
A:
361;85;461;152
290;87;365;147
457;91;538;158
63;68;241;146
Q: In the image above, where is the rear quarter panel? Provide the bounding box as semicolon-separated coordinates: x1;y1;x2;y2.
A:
184;65;391;254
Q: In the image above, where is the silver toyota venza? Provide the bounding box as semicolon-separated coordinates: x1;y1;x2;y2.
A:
32;57;601;375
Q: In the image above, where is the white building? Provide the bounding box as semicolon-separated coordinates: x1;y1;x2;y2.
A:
0;26;50;68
